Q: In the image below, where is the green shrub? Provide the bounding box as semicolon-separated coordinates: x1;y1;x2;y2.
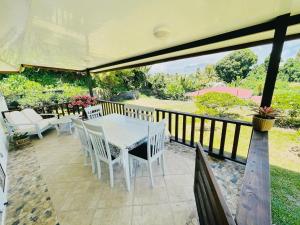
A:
194;92;249;117
165;81;185;100
275;118;300;129
0;74;87;108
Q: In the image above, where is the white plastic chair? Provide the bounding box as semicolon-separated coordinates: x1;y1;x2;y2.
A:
124;104;140;118
124;104;155;121
136;105;155;122
85;105;103;120
72;118;97;174
84;122;121;188
129;120;166;187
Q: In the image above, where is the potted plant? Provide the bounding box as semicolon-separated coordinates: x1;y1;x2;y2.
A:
252;106;279;132
9;132;31;151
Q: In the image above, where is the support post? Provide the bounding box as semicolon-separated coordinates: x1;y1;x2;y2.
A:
86;69;94;97
261;14;289;107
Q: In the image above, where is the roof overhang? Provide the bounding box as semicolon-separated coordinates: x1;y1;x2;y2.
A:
1;0;300;73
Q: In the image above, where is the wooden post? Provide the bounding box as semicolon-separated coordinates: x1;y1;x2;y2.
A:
86;69;94;97
261;14;289;107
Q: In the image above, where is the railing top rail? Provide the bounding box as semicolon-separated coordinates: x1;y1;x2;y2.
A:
155;108;252;126
97;99;252;126
235;131;271;225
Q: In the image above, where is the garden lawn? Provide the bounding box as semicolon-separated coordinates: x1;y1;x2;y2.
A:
125;95;300;225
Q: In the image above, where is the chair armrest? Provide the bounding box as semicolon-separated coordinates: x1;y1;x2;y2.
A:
40;113;58;119
8;122;35;127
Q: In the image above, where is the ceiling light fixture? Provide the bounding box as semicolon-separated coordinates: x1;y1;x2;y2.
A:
153;25;170;40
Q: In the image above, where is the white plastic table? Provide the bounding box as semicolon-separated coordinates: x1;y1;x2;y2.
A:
51;115;79;136
85;114;149;191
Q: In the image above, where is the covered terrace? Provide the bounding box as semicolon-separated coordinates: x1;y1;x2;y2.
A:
1;1;300;225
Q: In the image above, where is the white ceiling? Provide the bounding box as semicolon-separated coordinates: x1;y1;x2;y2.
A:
0;0;300;72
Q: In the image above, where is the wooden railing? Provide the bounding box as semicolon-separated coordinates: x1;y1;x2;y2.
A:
235;131;271;225
97;100;253;164
33;99;253;164
33;102;85;118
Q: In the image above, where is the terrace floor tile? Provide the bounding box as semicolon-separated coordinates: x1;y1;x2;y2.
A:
5;129;245;225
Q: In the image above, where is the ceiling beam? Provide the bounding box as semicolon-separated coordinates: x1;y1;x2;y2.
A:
94;32;300;73
22;64;82;73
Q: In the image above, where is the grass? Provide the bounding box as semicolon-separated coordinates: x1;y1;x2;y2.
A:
271;166;300;225
125;95;300;225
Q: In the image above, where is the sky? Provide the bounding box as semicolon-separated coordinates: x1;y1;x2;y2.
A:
149;39;300;74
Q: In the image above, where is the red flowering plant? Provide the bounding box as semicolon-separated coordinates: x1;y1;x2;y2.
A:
69;95;97;108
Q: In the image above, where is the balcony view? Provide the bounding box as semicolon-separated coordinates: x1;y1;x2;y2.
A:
0;1;299;225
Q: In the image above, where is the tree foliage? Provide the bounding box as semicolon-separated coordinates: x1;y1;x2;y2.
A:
94;67;150;98
0;74;87;108
279;58;300;82
215;49;258;82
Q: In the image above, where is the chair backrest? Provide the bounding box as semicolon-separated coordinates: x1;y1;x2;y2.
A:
124;104;140;118
5;111;32;125
194;143;236;225
72;118;91;150
147;120;165;159
84;122;112;162
85;105;103;120
137;105;155;122
21;108;43;123
124;104;155;121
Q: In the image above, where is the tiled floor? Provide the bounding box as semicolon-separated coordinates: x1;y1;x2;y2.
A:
6;129;245;225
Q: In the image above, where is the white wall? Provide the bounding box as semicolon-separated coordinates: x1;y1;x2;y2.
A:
0;122;8;224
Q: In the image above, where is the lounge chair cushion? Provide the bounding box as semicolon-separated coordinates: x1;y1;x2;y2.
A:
5;111;32;125
22;108;43;123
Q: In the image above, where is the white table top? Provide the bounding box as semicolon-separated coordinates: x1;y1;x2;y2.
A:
84;114;149;150
51;115;79;125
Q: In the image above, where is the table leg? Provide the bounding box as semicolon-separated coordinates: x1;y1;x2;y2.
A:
122;149;131;191
69;123;73;134
55;124;60;136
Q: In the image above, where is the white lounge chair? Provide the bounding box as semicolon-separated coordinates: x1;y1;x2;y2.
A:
4;108;57;139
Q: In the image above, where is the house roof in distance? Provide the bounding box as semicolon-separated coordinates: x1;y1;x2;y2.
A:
186;87;253;99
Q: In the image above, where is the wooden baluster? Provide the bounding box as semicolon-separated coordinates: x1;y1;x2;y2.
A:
175;113;179;141
72;104;76;115
60;104;65;116
231;124;241;159
162;111;165;119
66;103;70;115
103;103;107;115
190;116;195;147
182;115;186;144
156;111;160;122
55;104;59;116
200;118;205;145
168;112;172;136
219;122;227;157
208;120;215;153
